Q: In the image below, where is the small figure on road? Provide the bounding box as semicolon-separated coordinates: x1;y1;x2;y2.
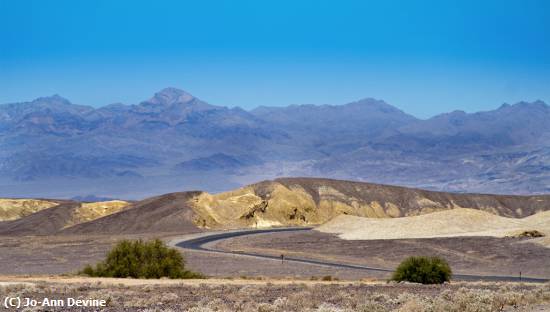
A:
281;254;284;264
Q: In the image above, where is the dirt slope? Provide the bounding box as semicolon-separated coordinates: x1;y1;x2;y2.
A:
316;208;550;241
0;200;130;235
0;199;59;221
190;177;550;229
62;192;202;234
0;201;80;235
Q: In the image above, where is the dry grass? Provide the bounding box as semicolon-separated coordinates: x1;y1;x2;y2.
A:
317;208;550;242
0;278;548;311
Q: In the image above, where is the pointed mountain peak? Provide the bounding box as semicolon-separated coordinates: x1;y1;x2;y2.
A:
49;94;66;100
351;98;396;109
148;87;195;105
448;109;467;115
348;97;414;118
35;94;71;103
350;97;385;106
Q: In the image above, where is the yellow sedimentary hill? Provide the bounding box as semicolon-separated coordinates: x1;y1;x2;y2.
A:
316;208;550;241
190;181;400;229
63;200;130;228
0;199;59;221
188;178;550;229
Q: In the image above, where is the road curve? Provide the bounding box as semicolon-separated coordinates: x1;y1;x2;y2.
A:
174;227;549;283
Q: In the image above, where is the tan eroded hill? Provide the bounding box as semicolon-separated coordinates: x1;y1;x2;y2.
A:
0;200;130;235
0;199;59;221
316;208;550;242
62;200;129;228
189;177;550;229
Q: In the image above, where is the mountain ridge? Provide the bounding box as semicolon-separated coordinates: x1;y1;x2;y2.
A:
1;88;549;198
4;88;546;119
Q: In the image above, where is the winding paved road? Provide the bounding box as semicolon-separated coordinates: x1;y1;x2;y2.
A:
175;227;549;283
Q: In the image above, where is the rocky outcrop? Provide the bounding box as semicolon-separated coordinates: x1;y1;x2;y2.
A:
187;177;550;229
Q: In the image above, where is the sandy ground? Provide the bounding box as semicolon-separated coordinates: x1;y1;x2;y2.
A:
185;248;385;279
213;231;550;278
317;208;550;241
1;231;550;310
1;229;549;281
0;235;137;275
0;233;381;280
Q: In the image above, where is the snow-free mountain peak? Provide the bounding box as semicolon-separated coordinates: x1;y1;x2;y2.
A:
147;87;196;105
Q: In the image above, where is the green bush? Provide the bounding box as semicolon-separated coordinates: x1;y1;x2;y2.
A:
391;256;452;284
80;239;204;279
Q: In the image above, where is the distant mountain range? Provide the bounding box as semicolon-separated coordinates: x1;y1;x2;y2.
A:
1;87;548;199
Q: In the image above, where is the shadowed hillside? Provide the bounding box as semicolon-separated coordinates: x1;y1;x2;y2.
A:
62;192;202;234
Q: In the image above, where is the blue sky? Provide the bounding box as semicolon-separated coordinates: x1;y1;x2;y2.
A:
1;0;549;118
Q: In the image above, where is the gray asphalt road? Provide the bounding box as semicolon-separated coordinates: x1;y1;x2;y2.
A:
175;227;549;283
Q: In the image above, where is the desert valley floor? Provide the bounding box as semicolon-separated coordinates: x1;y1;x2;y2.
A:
1;178;550;311
1;229;549;280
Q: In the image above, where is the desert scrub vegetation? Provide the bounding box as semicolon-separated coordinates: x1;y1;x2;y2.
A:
0;281;549;311
80;239;203;279
392;256;452;284
514;230;545;238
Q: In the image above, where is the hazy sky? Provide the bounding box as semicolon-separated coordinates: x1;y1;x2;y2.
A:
1;0;549;118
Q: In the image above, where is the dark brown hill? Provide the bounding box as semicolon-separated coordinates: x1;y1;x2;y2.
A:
0;201;79;235
62;192;202;234
0;199;130;235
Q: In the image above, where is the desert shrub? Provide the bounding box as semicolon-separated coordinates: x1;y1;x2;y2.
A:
80;239;203;279
515;230;545;238
391;256;452;284
322;275;337;281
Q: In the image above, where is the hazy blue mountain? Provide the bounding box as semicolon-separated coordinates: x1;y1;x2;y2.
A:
175;153;262;172
71;194;117;202
252;98;418;156
252;98;417;134
0;87;548;198
387;101;550;151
